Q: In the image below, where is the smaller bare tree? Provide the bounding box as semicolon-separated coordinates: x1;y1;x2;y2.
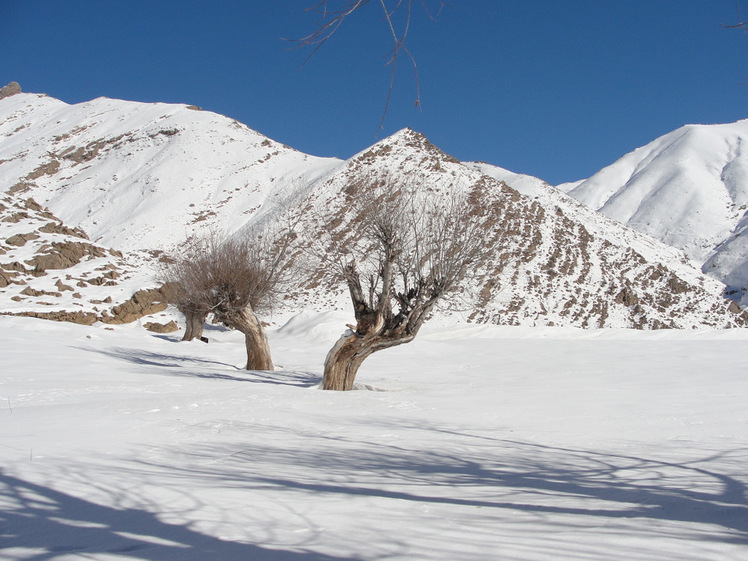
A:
162;226;296;370
316;176;499;390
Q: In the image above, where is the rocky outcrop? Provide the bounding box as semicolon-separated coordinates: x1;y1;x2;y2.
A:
102;286;175;324
0;82;21;100
144;320;179;333
4;310;99;325
6;232;40;247
27;241;108;272
0;190;156;326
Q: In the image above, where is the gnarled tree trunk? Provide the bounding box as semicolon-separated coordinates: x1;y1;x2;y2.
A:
323;334;371;391
323;331;411;390
221;306;274;371
181;309;208;341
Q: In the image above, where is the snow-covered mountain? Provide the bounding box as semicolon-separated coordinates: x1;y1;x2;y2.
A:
1;88;745;329
0;91;340;251
556;120;748;304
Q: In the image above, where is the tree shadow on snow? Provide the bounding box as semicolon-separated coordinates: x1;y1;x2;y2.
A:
77;346;322;387
0;467;356;561
136;426;748;547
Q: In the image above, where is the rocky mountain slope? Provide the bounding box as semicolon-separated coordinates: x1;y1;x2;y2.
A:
556;120;748;305
1;88;745;329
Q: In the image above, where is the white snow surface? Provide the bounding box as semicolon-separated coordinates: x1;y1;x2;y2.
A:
2;313;748;560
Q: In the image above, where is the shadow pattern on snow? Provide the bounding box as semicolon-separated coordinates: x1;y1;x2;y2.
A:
131;424;748;547
0;467;356;561
77;346;322;387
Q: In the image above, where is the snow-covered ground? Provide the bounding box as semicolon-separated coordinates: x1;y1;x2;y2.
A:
2;313;747;560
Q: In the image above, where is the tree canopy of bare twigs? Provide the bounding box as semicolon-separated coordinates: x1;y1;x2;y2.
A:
296;0;447;129
315;174;501;390
162;225;297;370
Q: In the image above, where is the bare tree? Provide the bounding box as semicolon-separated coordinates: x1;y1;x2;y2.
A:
162;226;296;370
296;0;446;129
316;175;499;390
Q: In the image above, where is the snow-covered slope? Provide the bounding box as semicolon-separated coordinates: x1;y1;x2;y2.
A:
0;92;340;251
557;120;748;303
1;90;745;329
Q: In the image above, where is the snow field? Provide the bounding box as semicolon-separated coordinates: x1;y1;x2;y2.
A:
1;313;747;560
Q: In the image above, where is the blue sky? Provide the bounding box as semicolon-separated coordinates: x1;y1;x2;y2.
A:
2;0;746;184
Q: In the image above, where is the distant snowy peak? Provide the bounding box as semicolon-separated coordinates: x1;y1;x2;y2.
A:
561;120;748;260
558;119;748;304
466;162;551;198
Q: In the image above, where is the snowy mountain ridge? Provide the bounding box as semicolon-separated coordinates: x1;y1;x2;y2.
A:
1;90;746;329
555;119;748;304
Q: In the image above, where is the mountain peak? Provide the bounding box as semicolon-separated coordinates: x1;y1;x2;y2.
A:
351;127;460;167
0;81;22;100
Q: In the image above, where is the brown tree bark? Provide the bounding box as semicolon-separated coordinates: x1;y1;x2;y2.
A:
323;334;370;391
221;307;274;371
322;331;414;390
322;257;436;390
181;309;207;341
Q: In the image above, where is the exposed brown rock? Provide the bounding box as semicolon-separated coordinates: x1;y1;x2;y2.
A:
26;241;107;271
615;286;639;307
144;320;179;333
6;232;40;247
2;261;29;273
20;286;61;298
38;221;89;239
0;82;21;100
55;279;74;292
2;211;29;223
4;310;99;326
23;198;44;211
0;270;18;287
24;159;60;181
85;270;120;286
104;286;173;324
20;286;44;297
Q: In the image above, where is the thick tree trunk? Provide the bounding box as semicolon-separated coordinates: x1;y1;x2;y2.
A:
182;309;207;341
223;307;274;371
322;330;414;390
323;260;439;390
323;333;373;391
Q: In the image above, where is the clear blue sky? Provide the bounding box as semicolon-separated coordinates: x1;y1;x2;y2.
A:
2;0;746;184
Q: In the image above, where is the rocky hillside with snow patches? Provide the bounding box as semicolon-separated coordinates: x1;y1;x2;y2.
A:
287;132;745;328
556;120;748;305
0;91;340;251
1;88;746;329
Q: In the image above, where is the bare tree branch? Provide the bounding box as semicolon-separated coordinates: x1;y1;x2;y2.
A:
723;2;748;31
293;0;446;131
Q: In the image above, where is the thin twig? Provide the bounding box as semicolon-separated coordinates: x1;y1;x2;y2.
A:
292;0;445;131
